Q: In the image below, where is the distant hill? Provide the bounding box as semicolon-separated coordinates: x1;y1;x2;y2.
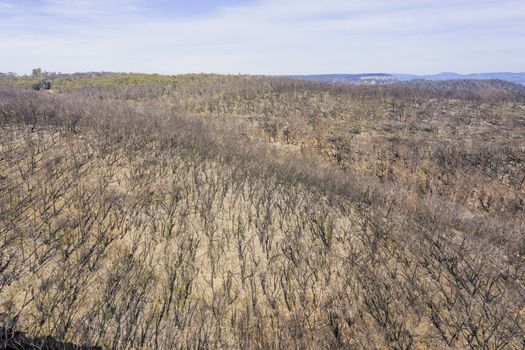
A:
290;73;396;85
393;72;525;85
292;72;525;85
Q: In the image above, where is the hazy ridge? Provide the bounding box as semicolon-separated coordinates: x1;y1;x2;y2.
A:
293;72;525;85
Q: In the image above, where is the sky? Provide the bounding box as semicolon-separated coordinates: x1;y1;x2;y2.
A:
0;0;524;75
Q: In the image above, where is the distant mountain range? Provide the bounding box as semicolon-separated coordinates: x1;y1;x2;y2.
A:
292;72;525;85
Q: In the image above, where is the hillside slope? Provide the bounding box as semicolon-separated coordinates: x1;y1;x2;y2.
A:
0;74;524;349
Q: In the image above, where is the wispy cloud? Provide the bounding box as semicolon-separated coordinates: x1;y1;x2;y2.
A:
41;0;140;18
0;1;17;14
0;0;524;74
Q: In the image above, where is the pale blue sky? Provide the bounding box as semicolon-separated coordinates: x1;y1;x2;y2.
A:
0;0;524;75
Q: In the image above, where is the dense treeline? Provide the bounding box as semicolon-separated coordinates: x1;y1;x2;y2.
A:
0;75;524;349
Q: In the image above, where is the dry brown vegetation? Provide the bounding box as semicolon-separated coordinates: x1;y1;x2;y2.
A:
0;74;524;349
